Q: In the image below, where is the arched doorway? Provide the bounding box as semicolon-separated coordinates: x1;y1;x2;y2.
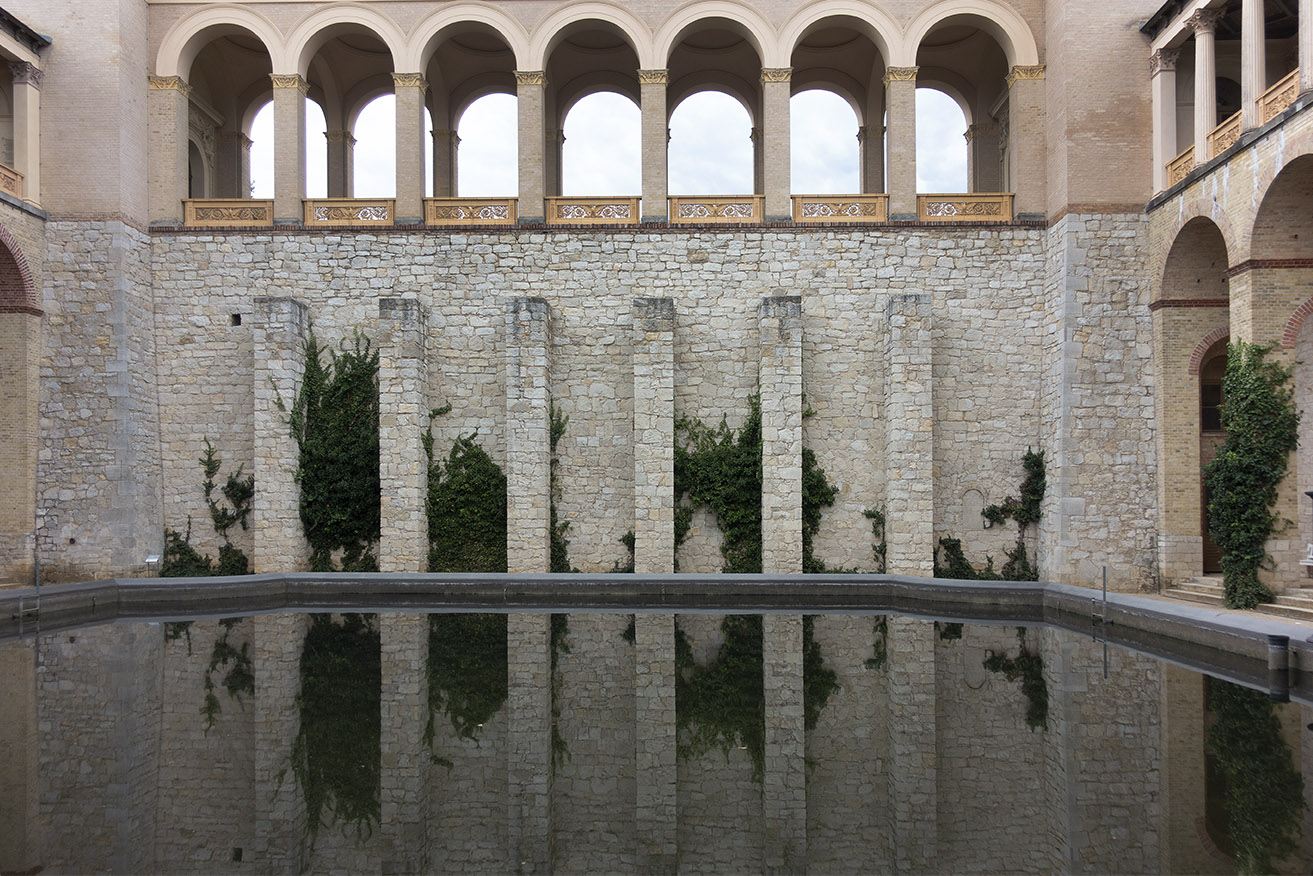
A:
1198;339;1227;573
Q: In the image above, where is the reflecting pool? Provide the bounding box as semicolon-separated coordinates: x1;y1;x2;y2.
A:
1;611;1310;874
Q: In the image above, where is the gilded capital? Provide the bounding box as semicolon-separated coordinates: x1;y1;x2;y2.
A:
882;66;918;85
269;74;309;95
514;70;547;87
392;72;428;90
1149;48;1180;76
760;67;792;84
148;74;190;96
1005;65;1046;87
10;62;42;89
1187;7;1225;34
638;69;669;86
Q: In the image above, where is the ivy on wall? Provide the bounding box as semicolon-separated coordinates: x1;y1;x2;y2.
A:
283;330;380;572
288;613;381;845
934;449;1045;582
425;429;507;573
1203;341;1301;610
1206;677;1307;874
161;438;253;577
982;628;1048;731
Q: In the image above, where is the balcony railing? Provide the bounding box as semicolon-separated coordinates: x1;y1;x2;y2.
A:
1259;68;1300;124
916;193;1014;223
183;198;273;227
668;195;764;224
1166;146;1196;187
1207;113;1241;159
545;196;640;226
791;194;888;223
304;198;394;226
0;162;22;200
425;197;517;226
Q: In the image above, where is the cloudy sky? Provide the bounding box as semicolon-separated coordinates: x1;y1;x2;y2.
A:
248;88;967;200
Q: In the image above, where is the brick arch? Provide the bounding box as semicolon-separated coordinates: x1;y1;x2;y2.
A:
1152;198;1240;294
0;224;39;316
1188;327;1229;376
1281;297;1313;349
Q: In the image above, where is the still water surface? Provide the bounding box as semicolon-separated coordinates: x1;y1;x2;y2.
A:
2;611;1310;874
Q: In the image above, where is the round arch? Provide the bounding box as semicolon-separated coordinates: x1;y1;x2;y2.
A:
0;225;38;314
284;3;406;76
904;0;1041;69
1251;152;1313;261
667;76;759;125
555;72;641;122
450;74;518;129
778;2;899;68
914;69;975;126
1188;327;1230;376
1151;200;1241;292
789;72;864;120
410;3;531;72
654;1;778;68
155;4;282;79
528;2;653;70
343;74;401;132
1159;216;1232;305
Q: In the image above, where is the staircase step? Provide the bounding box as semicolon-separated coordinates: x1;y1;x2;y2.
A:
1173;582;1225;597
1164;586;1226;606
1258;601;1313;622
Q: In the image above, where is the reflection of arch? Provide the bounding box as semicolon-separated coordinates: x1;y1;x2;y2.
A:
905;0;1041;69
779;3;898;66
654;2;776;67
1189;327;1230;376
410;4;530;71
285;3;405;76
155;4;282;78
529;2;652;70
0;225;38;314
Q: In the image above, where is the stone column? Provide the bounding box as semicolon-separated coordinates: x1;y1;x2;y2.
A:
326;130;355;199
762;614;806;872
546;127;564;198
252;296;310;573
752;127;765;197
884;68;918;220
507;613;553;873
1241;0;1267;129
380;614;430;874
0;286;39;586
759;296;803;574
1005;66;1047;218
639;70;669;223
1191;10;1224;159
148;75;190;225
394;74;428;224
1151;50;1180;192
271;74;308;225
1301;0;1313;93
634;613;677;874
9;63;40;205
634;298;675;573
857;125;885;194
379;298;429;573
516;72;547;223
252;613;310;871
506;297;552;573
887;616;936;871
215;130;251;199
761;69;792;221
965;123;1002;192
433;129;457;197
884;294;934;576
0;641;38;873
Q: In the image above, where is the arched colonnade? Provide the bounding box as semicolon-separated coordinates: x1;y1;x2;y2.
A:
148;0;1048;226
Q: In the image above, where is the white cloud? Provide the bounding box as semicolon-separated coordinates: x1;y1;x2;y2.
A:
668;91;754;195
791;89;860;194
916;88;968;193
457;93;519;197
561;92;641;196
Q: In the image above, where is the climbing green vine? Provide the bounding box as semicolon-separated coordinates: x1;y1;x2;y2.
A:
550;402;576;574
283;329;380;572
161;438;253;577
934;449;1045;582
1205;676;1307;874
1203;341;1301;609
288;613;381;845
425;429;507;573
982;628;1047;731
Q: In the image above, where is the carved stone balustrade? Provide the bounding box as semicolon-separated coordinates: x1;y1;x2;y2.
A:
183;198;274;227
0;163;23;200
545;196;640;226
1207;113;1241;159
425;197;517;226
668;195;764;224
1259;69;1299;124
303;198;394;226
791;194;887;223
1166;147;1196;187
915;193;1014;223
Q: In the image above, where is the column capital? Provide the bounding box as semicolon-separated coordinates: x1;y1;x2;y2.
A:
1005;65;1046;87
432;128;459;143
148;74;190;97
883;66;918;85
269;74;309;95
760;67;793;84
325;129;356;145
638;69;669;85
1150;48;1181;76
964;122;1000;142
1187;7;1226;34
10;62;41;89
392;72;428;90
218;129;252;148
514;70;547;87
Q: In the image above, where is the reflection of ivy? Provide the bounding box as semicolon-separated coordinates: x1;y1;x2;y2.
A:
424;614;507;766
288;613;381;845
201;617;253;732
983;628;1047;731
550;613;571;770
802;616;838;731
1206;677;1307;874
